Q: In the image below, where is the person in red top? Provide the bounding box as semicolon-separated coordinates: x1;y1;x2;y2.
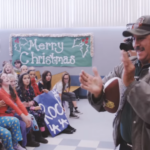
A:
0;73;32;148
0;73;30;124
28;70;42;96
8;73;41;147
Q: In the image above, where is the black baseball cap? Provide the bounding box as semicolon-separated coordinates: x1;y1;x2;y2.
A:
123;15;150;37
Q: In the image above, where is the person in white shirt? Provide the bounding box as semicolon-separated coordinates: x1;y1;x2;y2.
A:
53;72;81;119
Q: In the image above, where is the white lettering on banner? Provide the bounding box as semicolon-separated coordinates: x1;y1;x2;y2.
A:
45;115;53;122
46;42;51;50
39;103;63;120
48;106;57;119
56;42;63;53
28;39;40;51
46;56;51;65
38;43;45;50
20;51;29;64
31;52;40;64
27;39;64;53
42;53;45;64
49;124;61;134
37;91;69;135
51;43;57;51
38;56;43;64
58;119;69;128
21;52;76;65
70;56;75;64
55;103;63;115
39;102;66;135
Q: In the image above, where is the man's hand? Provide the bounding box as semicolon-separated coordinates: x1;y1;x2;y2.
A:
79;67;103;98
128;50;137;57
121;51;135;87
0;100;6;107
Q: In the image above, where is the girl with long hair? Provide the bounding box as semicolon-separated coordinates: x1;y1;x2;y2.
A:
17;73;48;144
0;73;32;150
53;72;81;119
38;70;52;93
8;74;41;147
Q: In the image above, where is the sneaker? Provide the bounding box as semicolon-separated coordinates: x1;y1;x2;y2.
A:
69;113;79;119
74;109;83;114
13;144;26;150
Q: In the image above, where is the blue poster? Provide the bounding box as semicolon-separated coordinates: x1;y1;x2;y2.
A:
34;89;69;137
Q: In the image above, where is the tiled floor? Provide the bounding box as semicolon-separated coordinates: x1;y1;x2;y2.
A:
27;99;116;150
27;138;114;150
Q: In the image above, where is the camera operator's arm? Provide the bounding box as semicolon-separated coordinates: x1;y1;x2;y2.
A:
122;51;150;124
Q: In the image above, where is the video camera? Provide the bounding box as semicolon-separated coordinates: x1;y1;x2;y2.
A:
120;23;134;51
119;38;134;51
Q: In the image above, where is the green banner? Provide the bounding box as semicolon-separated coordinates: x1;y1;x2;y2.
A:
10;34;93;67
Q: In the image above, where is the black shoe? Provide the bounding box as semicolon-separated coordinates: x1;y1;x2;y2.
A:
69;113;79;119
42;131;49;138
33;131;48;144
68;125;76;132
74;109;82;114
61;128;74;134
26;132;40;147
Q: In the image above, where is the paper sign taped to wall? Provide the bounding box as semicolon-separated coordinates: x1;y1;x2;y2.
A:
10;34;93;67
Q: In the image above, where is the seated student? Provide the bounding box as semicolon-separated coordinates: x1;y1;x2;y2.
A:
0;116;24;150
3;63;18;86
53;72;81;119
8;74;41;147
28;70;42;96
0;73;32;149
17;73;48;144
38;70;52;93
8;74;16;88
14;60;22;75
28;67;39;82
20;65;28;74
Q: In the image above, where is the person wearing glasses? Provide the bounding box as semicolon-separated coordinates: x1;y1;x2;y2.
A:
53;72;81;119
